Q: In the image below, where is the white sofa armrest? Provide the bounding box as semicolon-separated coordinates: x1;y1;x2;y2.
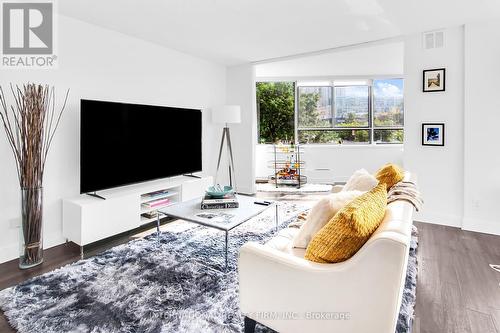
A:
238;232;409;333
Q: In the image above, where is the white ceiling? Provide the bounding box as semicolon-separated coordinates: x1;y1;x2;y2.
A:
59;0;500;65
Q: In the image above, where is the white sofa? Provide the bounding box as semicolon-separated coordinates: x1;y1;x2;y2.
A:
238;174;415;333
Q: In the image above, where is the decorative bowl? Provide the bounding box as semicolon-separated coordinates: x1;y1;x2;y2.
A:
206;185;234;198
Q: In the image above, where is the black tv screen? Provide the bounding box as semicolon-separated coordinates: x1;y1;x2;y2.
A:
80;99;202;193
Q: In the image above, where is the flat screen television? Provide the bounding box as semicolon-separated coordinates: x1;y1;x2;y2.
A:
80;99;202;193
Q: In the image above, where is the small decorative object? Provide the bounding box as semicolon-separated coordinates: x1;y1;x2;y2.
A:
206;185;234;198
422;123;445;146
0;84;69;269
423;68;445;92
202;185;238;209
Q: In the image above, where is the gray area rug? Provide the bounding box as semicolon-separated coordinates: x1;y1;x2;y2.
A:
0;202;418;333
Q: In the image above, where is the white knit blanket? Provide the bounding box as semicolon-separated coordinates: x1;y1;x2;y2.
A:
387;181;423;211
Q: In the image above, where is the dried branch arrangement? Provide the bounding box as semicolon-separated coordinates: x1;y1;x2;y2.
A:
0;83;69;266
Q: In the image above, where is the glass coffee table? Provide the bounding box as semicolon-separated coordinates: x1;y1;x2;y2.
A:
157;195;279;271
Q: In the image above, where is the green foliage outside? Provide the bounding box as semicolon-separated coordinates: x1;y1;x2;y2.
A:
373;107;404;143
374;129;404;143
374;109;404;127
298;91;369;143
298;129;370;144
336;112;368;128
256;82;295;143
298;88;329;127
297;88;371;143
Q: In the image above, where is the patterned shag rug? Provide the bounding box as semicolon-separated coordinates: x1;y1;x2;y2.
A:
0;202;418;333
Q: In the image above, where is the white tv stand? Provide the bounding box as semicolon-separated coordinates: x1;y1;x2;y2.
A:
63;175;213;249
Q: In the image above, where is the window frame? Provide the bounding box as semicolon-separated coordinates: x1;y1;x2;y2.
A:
255;77;404;146
294;79;403;145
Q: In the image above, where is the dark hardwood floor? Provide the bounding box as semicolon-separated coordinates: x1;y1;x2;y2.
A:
1;205;499;332
0;242;81;333
413;222;500;333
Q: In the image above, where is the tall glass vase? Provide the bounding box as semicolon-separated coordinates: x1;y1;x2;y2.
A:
19;187;44;269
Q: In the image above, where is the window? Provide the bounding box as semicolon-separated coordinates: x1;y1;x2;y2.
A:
373;79;404;144
334;85;369;127
297;84;370;144
256;78;404;145
256;82;295;144
297;86;333;128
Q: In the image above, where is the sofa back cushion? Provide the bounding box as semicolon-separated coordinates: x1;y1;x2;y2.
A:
292;190;364;249
375;163;404;190
342;168;379;192
305;183;387;263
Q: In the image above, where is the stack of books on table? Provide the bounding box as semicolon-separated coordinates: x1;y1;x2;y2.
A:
201;193;239;210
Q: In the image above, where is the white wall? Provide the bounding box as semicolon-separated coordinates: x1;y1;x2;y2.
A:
0;15;226;263
236;23;499;236
463;20;500;235
403;26;465;227
256;144;403;183
225;64;257;194
255;41;404;78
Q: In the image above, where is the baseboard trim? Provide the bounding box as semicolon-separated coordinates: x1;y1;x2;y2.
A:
462;217;500;236
413;211;463;228
414;213;500;236
0;243;19;264
0;235;66;264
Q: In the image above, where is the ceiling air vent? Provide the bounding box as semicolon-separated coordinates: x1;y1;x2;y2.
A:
423;30;444;49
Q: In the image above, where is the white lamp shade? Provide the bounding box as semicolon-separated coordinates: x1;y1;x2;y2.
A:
212;105;241;124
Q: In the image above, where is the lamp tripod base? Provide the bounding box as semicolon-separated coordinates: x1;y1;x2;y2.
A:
215;126;237;191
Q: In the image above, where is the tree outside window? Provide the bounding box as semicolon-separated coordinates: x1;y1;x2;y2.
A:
256;82;295;143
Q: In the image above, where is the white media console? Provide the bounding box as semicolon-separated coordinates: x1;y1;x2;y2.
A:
63;175;213;248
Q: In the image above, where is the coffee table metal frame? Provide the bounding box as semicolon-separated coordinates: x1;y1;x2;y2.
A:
157;195;279;271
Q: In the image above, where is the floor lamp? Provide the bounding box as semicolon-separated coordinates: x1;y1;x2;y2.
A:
213;105;241;190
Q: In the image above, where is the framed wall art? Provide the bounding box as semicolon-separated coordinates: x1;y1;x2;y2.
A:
423;68;445;92
422;123;445;146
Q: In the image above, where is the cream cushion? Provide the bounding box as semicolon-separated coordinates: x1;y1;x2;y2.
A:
266;228;307;257
266;228;300;252
291;190;364;249
305;183;387;263
342;168;379;192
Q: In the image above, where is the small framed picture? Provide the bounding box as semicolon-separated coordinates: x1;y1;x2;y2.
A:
423;68;445;92
422;123;445;146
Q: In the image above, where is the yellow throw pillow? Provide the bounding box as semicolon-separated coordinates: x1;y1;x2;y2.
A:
375;163;404;190
305;183;387;263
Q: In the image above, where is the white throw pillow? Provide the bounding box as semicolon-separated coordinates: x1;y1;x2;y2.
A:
342;168;379;192
292;190;364;249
